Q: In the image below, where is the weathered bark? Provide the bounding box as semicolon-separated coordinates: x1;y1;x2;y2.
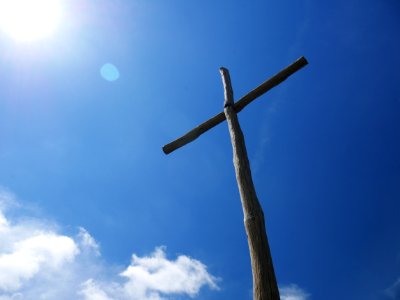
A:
220;67;280;300
163;56;308;154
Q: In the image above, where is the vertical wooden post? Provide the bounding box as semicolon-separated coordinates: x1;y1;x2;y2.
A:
220;67;280;300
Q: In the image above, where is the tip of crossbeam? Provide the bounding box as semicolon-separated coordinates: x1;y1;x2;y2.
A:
299;56;308;65
162;145;172;154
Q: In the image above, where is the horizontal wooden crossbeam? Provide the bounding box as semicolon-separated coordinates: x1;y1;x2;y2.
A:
162;56;308;154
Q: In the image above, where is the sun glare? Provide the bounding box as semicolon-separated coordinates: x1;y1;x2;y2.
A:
0;0;62;42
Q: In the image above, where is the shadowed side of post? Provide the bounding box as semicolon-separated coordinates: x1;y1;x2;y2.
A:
163;56;308;154
220;67;280;300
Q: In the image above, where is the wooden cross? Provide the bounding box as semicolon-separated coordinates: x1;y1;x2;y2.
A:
162;57;308;300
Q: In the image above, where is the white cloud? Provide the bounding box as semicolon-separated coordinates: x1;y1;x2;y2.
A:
0;233;78;291
280;284;310;300
0;191;79;292
78;247;219;300
0;189;219;300
80;279;115;300
120;247;218;299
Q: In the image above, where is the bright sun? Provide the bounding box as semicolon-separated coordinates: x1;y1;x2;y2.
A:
0;0;62;42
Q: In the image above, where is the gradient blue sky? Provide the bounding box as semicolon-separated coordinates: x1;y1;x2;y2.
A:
0;0;399;299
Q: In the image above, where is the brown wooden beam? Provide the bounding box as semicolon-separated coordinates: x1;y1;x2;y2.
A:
162;56;308;154
221;67;280;300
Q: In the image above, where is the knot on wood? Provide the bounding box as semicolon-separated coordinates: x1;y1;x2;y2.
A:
224;102;233;108
244;215;257;223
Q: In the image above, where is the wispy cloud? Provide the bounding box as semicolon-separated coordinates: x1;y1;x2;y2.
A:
280;284;311;300
385;278;400;299
0;188;219;300
78;227;100;257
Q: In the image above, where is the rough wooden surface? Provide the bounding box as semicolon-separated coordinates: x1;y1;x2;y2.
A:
162;56;308;154
220;67;280;300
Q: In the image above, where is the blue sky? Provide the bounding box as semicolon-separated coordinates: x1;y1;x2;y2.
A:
0;0;399;299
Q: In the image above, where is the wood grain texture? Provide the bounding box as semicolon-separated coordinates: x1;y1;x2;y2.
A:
162;56;308;154
221;67;280;300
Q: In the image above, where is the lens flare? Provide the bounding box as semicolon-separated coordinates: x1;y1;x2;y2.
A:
100;64;120;82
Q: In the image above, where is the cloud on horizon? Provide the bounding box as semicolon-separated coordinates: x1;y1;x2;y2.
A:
0;187;310;300
0;188;218;300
